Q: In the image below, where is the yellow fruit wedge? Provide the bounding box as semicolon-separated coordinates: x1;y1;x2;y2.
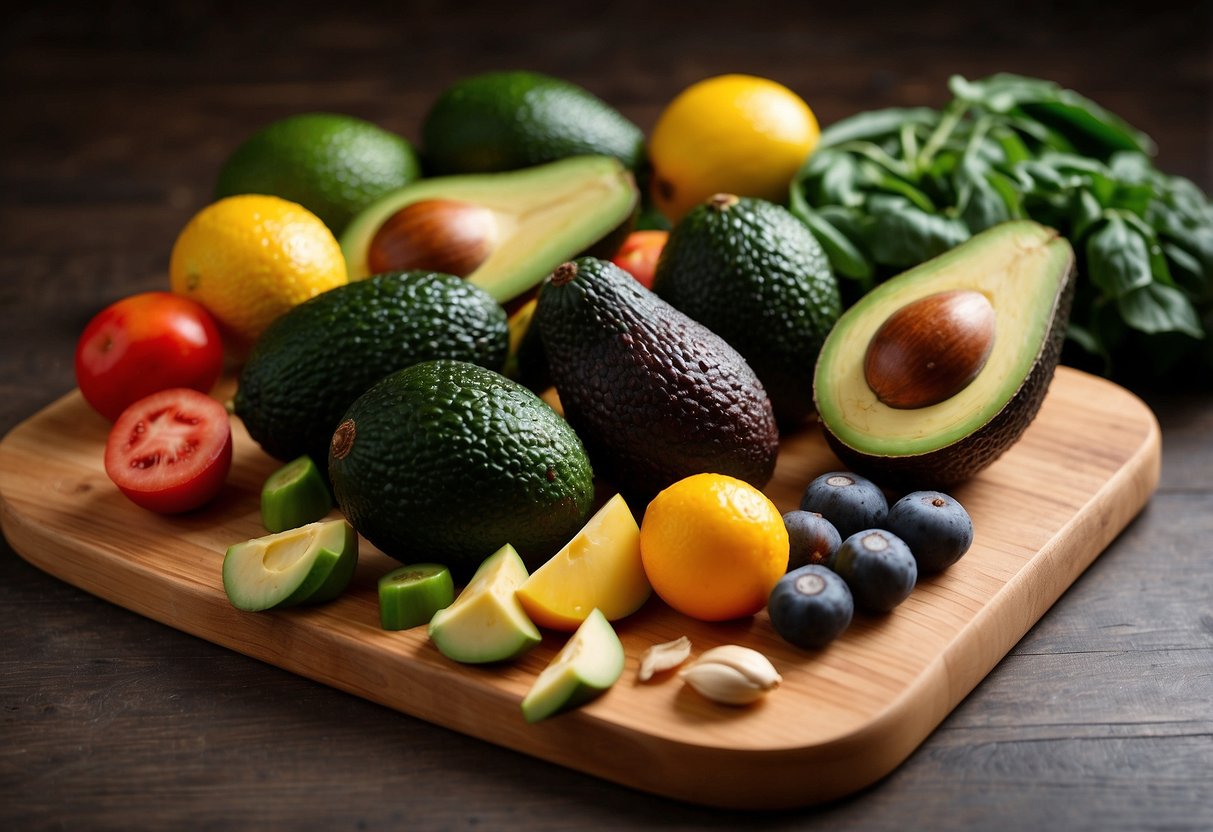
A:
516;494;651;631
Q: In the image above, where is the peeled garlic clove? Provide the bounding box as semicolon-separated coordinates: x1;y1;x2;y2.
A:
637;636;692;682
679;645;781;705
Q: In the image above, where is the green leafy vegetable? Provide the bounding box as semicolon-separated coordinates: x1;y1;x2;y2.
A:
790;72;1213;382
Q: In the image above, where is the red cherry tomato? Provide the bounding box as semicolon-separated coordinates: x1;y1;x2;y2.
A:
76;291;224;421
610;230;669;290
104;388;233;514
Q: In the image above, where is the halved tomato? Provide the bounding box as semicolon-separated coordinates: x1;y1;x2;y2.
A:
104;388;233;514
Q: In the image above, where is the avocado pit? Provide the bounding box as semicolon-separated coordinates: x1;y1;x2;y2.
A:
366;199;498;277
863;289;995;410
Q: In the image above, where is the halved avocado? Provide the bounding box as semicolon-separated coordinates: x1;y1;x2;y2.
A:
340;155;638;304
813;220;1075;487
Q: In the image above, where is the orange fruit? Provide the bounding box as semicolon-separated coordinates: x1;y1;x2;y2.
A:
169;194;348;347
648;74;820;223
639;473;789;621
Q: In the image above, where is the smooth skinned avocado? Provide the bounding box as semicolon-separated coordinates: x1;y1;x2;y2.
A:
421;70;646;174
813;220;1075;486
340;156;639;305
214;112;421;235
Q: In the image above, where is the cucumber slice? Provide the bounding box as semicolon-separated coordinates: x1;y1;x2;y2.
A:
378;563;454;630
261;455;332;533
520;608;624;723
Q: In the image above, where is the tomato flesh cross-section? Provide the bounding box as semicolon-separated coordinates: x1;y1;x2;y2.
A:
103;387;233;513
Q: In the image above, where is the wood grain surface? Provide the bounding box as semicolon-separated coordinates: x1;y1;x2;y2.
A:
0;367;1160;808
2;1;1211;829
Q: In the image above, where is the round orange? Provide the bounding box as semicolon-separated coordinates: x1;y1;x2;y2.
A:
639;473;789;621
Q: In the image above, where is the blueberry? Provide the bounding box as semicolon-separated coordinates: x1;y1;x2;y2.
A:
829;529;917;613
799;471;888;539
782;510;842;571
885;490;974;574
767;565;854;649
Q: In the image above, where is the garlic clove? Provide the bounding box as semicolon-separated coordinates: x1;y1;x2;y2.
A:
637;636;692;682
679;644;781;705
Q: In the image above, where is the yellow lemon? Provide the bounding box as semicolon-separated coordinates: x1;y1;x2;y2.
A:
648;74;820;223
639;473;789;622
169;194;348;346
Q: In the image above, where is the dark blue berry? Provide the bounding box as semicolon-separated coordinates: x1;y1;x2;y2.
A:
885;491;974;574
799;471;888;539
829;529;917;613
782;510;842;571
767;565;854;649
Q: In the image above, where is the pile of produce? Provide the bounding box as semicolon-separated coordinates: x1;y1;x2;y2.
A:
790;73;1213;380
74;68;1210;722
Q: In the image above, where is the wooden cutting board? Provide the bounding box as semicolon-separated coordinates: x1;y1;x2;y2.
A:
0;367;1160;809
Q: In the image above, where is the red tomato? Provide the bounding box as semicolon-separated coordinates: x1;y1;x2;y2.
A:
76;291;224;421
610;230;669;290
104;388;233;514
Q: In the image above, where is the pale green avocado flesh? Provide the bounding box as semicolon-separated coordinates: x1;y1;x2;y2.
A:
815;220;1074;463
520;607;624;723
340;155;638;303
222;519;358;612
427;544;541;664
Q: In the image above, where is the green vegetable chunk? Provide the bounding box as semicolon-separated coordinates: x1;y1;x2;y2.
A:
378;563;455;631
261;455;333;533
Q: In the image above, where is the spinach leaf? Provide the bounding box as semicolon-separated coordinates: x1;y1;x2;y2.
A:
818;107;938;148
864;196;970;268
1117;283;1204;338
1085;215;1153;297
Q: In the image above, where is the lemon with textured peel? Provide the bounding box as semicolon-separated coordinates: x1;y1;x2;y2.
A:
169;194;348;346
649;74;820;223
640;473;789;622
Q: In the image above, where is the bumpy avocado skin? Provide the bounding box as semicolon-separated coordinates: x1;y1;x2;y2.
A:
328;360;595;580
824;253;1076;489
234;272;508;469
536;257;780;502
421;70;646;174
653;196;842;428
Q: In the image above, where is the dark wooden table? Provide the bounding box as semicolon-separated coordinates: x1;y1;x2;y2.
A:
3;2;1211;829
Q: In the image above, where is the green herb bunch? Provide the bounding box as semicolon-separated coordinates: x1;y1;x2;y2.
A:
790;73;1213;382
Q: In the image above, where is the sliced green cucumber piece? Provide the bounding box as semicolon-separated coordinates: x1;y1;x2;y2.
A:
427;544;540;663
222;519;358;611
521;607;624;723
378;563;455;630
261;455;333;533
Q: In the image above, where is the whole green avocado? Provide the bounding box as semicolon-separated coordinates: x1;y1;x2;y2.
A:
653;194;842;428
234;271;508;469
328;360;595;580
536;257;780;502
421;70;646;174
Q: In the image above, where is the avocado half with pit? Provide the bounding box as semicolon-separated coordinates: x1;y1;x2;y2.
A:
813;220;1075;487
340;155;638;304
